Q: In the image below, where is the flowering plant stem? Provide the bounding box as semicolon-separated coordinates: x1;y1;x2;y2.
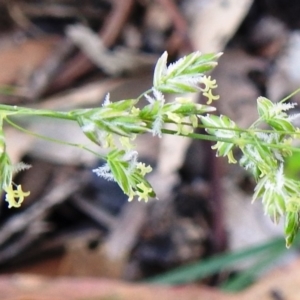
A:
1;51;300;247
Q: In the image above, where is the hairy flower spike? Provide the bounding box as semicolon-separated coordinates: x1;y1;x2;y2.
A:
92;163;115;181
257;97;297;132
2;49;300;248
152;114;164;137
93;149;155;202
201;114;239;163
153;88;165;102
153;51;221;94
103;93;111;106
122;150;138;174
285;212;299;248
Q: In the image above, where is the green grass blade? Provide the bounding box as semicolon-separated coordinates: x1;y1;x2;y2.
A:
146;237;287;285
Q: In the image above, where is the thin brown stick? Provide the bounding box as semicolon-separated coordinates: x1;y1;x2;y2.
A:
51;0;135;92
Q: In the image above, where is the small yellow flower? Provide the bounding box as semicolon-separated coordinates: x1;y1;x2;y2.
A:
105;133;115;148
199;76;219;104
120;136;134;150
203;89;220;105
136;182;153;202
175;97;192;104
166;112;182;124
5;185;30;208
137;163;152;176
131;107;140;115
189;115;198;128
227;150;237;164
201;76;218;92
286;197;300;213
178;124;194;135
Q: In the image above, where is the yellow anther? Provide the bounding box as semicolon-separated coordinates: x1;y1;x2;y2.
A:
136;182;153;202
137;163;152;176
5;185;30;208
203;89;220;105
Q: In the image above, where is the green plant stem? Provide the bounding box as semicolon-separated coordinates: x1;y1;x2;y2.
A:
137;89;152;101
5;117;104;159
168;119;300;138
280;87;300;103
2;104;300;156
162;128;300;153
0;104;75;121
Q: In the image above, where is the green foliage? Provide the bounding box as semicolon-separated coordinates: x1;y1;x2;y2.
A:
0;51;300;247
201;114;239;163
285;152;300;178
147;235;300;291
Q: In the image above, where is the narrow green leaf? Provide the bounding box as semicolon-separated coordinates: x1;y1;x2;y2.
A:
106;99;138;111
146;238;286;285
167;52;201;77
257;97;273;118
267;118;295;132
108;160;130;195
156;82;198;94
153;51;168;87
221;245;285;292
185;62;218;74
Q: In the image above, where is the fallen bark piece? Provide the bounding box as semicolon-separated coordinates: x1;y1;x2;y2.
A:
0;275;232;300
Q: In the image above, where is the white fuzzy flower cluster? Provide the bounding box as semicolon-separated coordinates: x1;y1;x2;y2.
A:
202;95;300;247
2;49;300;248
93;149;154;202
0;118;31;208
76;51;221;203
153;51;221;103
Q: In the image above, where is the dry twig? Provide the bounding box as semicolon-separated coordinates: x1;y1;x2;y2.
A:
51;0;135;92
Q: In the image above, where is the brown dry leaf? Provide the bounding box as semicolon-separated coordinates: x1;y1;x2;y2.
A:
0;35;59;84
2;257;300;300
0;274;233;300
4;257;300;300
